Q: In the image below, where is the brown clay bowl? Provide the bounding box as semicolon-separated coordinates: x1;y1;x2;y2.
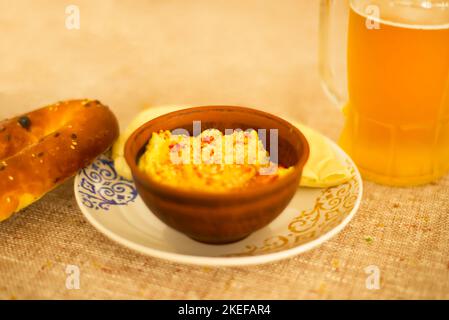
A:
124;106;309;244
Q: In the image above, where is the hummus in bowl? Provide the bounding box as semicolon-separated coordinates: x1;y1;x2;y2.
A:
138;129;293;192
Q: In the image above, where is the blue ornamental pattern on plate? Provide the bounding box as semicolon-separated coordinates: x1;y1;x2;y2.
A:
77;155;137;210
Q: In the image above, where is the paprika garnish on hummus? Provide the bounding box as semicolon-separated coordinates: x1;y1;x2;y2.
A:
138;129;293;192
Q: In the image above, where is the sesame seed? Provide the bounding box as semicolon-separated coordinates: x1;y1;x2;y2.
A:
72;141;78;146
39;159;44;164
6;197;11;203
8;176;14;181
18;116;31;130
70;145;76;150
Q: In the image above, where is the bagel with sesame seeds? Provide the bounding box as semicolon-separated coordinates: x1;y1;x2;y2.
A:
0;99;119;221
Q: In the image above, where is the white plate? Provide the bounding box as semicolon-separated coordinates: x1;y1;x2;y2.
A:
74;137;362;266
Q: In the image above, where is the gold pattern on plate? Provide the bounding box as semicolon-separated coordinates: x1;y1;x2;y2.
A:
223;165;359;257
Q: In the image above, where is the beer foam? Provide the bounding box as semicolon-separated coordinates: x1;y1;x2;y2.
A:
350;0;449;30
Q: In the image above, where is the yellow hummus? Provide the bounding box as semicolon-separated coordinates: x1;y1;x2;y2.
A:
138;129;293;192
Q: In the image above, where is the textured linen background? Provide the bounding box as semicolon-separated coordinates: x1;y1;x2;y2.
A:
1;0;448;299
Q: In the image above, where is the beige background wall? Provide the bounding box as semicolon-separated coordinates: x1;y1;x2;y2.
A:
1;0;339;136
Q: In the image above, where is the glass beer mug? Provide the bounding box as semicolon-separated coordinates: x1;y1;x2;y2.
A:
319;0;449;186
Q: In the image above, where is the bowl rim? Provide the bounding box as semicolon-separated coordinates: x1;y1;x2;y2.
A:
124;105;309;201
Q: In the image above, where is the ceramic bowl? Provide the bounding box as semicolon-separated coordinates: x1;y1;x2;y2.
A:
124;106;309;244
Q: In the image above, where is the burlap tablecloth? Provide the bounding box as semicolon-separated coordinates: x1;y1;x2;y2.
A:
1;0;448;299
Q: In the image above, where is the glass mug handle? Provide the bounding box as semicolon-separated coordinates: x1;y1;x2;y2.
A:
318;0;349;108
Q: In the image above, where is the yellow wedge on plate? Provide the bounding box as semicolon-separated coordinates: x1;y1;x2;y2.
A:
291;122;352;187
112;105;183;181
112;106;352;188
